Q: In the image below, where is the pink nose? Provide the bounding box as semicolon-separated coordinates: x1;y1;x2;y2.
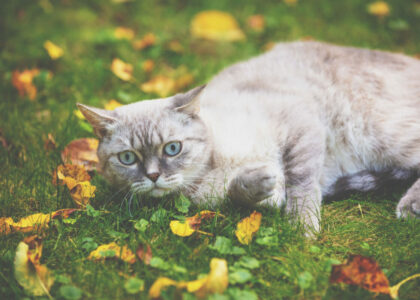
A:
147;172;160;182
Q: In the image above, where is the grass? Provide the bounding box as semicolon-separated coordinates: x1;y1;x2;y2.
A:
1;0;420;299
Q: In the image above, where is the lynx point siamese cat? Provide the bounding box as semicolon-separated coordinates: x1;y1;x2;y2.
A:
78;41;420;234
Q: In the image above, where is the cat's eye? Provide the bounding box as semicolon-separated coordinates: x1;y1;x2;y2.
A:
164;141;182;156
118;151;137;165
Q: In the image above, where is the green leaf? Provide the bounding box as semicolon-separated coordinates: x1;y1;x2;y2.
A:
297;271;313;290
227;288;258;300
86;204;100;217
150;257;171;270
229;269;253;284
124;277;144;294
234;256;260;269
150;208;167;223
174;194;191;213
309;245;320;253
107;230;129;240
209;236;246;255
59;285;83;300
62;218;77;224
134;218;149;232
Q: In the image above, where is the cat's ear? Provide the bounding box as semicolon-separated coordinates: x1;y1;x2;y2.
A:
76;103;117;138
173;85;206;115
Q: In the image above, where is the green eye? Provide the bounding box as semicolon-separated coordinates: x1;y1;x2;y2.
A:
164;141;182;156
118;151;137;165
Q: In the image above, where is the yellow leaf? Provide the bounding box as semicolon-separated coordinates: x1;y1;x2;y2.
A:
170;220;196;237
111;58;133;81
114;27;135;40
88;242;136;264
73;109;86;120
104;99;122;111
12;69;40;100
141;59;155;72
190;10;245;41
168;40;184;53
55;164;91;188
133;33;156;50
70;181;96;207
235;211;262;245
141;75;176;97
148;277;178;298
14;236;54;297
367;1;390;17
44;40;64;60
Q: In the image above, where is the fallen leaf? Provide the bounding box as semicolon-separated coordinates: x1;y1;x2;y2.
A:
114;27;135;40
44;133;56;151
14;235;54;297
1;209;78;235
61;139;99;171
12;69;40;100
168;40;184;53
111;58;133;81
104;99;122;111
329;255;420;298
149;258;228;299
141;59;155;72
284;0;298;6
191;10;245;41
133;33;156;50
247;15;265;32
124;277;145;294
88;242;136;264
235;211;262;245
141;75;176;97
367;1;390;17
44;40;64;60
136;244;152;265
170;210;219;237
170;220;196;237
70;181;96;207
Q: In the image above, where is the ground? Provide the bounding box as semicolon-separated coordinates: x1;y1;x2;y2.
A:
1;0;419;299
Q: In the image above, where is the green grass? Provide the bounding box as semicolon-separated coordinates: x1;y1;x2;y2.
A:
1;0;420;299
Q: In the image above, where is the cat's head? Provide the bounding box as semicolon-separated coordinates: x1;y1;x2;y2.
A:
77;85;211;197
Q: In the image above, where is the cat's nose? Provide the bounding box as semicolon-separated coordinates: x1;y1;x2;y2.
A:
146;172;160;182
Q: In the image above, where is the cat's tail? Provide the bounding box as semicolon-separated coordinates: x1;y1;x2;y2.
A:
325;168;417;197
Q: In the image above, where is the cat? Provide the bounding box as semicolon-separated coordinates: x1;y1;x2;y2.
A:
78;41;420;234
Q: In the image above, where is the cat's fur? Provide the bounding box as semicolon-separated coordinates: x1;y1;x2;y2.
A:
78;41;420;234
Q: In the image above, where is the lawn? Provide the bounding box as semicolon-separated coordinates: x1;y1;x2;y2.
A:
1;0;419;299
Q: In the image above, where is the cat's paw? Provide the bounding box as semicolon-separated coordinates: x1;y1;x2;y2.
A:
396;194;420;218
228;165;277;205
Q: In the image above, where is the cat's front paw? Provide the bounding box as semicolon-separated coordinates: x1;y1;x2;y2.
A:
396;194;420;218
228;165;277;206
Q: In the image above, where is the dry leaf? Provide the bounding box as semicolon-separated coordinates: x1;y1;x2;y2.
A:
136;244;152;265
70;181;96;207
14;235;54;297
149;258;228;299
44;40;64;60
12;69;40;100
235;211;262;245
247;15;265;32
141;75;176;97
88;242;136;264
133;33;156;50
111;58;133;81
190;10;245;41
284;0;298;6
170;210;219;237
142;59;155;72
44;133;56;151
367;1;390;17
114;27;135;40
330;255;420;299
61;139;99;171
1;209;78;236
104;99;122;111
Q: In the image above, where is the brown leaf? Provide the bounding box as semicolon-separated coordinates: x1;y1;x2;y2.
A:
330;255;390;294
61;138;99;171
133;33;156;50
136;244;152;265
247;15;265;32
53;164;91;188
0;128;8;149
44;133;56;151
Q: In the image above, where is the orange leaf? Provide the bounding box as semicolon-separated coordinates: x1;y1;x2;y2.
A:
330;255;390;294
111;58;133;81
136;244;152;265
190;10;245;41
140;75;176;97
61;138;99;171
14;235;54;297
44;40;64;60
12;69;40;100
88;242;136;264
141;59;155;72
235;211;262;245
247;15;265;32
133;33;156;50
